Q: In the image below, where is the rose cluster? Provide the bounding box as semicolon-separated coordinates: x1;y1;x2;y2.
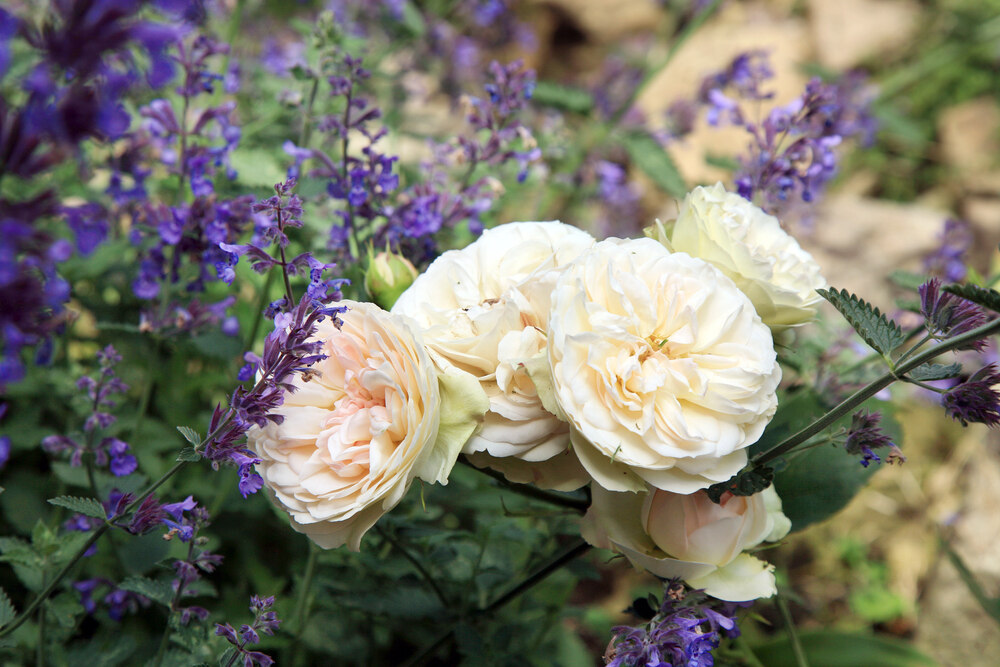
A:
247;183;826;601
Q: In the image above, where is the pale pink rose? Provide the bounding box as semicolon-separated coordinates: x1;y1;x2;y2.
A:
581;485;790;601
248;301;486;550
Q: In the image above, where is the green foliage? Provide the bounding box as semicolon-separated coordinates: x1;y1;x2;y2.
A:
0;587;15;628
47;495;107;520
119;575;175;608
532;81;595;114
817;287;906;357
905;362;963;382
943;283;1000;314
621;130;688;199
752;630;938;667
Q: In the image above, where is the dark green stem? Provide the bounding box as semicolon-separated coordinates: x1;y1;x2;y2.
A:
753;317;1000;467
401;540;591;667
775;592;809;667
938;534;1000;625
459;458;589;513
244;270;276;350
375;525;449;607
287;542;320;667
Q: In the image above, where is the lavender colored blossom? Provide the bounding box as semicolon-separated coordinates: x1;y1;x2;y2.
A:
843;410;900;467
215;594;281;667
594;160;642;237
260;38;307;78
919;278;989;349
942;364;1000;427
605;583;745;667
924;218;973;282
74;578;150;621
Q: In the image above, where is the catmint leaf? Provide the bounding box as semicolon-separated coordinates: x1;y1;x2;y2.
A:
47;495;107;519
888;270;929;290
0;586;16;627
218;648;238;667
943;283;1000;314
176;425;201;446
176;447;202;462
531;81;595;114
119;575;174;607
905;362;963;382
622;130;687;199
817;287;906;356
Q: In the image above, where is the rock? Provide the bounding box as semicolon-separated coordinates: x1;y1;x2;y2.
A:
532;0;663;44
939;98;1000;175
802;195;949;309
634;2;813;185
807;0;921;70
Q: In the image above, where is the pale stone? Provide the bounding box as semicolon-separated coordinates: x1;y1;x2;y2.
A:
807;0;921;70
939;98;1000;174
801;194;950;309
634;2;813;185
531;0;663;44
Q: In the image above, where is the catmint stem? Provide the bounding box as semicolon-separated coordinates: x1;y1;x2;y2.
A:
732;634;767;667
375;525;450;607
775;592;810;667
893;332;933;367
459;458;589;513
753;317;1000;467
287;542;319;667
244;270;276;349
401;540;591;667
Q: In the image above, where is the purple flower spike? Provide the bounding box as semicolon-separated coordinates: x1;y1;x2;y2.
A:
844;410;898;467
943;365;1000;427
919;277;990;349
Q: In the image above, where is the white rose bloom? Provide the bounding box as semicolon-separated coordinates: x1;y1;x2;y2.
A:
651;183;827;330
548;237;780;493
581;485;791;601
392;221;595;490
248;301;487;551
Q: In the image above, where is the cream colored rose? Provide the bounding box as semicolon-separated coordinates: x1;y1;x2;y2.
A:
650;183;826;330
392;221;595;490
248;300;487;551
581;485;791;601
547;237;780;494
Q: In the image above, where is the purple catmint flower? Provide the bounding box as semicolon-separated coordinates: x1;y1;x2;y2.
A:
943;364;1000;427
74;578;150;621
605;583;745;667
216;594;281;667
919;278;990;349
844;410;901;467
924;218;973;282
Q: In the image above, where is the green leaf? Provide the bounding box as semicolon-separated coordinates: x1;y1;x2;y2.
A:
905;362;963;382
0;586;16;628
119;575;175;607
47;495;107;519
622;130;687;199
771;398;900;531
176;447;202;462
531;81;594;114
817;287;905;356
888;269;929;290
176;425;201;446
230;147;287;188
752;630;938;667
943;282;1000;313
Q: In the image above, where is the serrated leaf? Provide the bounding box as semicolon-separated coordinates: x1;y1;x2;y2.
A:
0;586;16;627
943;283;1000;314
818;287;906;356
176;447;202;462
622;130;687;199
218;647;237;667
531;80;594;114
119;575;175;607
47;495;107;519
176;426;201;446
905;363;963;382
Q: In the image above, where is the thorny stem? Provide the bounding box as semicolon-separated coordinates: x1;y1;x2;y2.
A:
753;316;1000;467
401;540;591;667
459;458;589;513
375;525;450;607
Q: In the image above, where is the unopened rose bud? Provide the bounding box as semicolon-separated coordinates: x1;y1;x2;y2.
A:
363;246;418;309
